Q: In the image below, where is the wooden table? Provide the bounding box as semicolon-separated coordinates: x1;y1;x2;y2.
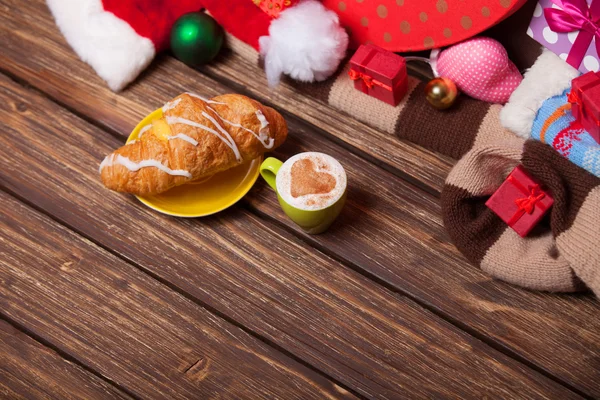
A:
2;1;600;399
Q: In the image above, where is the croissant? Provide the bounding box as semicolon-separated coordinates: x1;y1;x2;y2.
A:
99;93;288;196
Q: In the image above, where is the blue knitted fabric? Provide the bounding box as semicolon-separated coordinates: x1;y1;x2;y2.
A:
531;89;600;178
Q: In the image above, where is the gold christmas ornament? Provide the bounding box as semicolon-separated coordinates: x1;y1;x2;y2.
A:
425;77;458;110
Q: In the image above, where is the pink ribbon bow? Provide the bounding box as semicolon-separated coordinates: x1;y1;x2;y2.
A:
545;0;600;69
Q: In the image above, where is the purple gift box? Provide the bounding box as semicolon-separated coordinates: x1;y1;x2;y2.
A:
528;0;600;74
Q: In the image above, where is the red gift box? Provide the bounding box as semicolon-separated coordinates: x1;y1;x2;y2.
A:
485;165;554;237
568;71;600;143
348;44;408;106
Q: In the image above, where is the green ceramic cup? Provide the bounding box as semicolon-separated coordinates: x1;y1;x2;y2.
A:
260;153;347;234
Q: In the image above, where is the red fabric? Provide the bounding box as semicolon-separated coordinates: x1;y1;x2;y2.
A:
349;44;408;106
102;0;204;50
569;71;600;143
322;0;528;51
202;0;271;50
485;165;554;237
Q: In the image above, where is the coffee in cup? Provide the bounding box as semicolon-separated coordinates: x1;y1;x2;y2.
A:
260;152;347;234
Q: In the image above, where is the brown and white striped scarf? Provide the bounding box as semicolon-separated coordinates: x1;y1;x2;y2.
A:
442;134;600;295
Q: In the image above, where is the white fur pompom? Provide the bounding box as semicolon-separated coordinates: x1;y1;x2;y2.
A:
500;49;579;138
259;0;349;87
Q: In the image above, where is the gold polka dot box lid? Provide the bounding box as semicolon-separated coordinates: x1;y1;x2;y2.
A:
323;0;527;52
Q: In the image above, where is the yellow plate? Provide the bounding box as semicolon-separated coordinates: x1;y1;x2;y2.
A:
127;109;262;218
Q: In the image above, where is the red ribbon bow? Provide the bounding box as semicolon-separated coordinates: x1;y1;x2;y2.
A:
514;186;546;213
544;0;600;70
567;90;580;104
506;176;548;226
348;69;393;91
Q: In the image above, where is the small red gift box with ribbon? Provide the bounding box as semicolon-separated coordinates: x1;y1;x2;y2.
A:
348;44;408;106
568;71;600;143
485;165;554;237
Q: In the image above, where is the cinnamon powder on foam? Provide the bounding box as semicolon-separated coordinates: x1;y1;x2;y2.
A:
290;158;336;198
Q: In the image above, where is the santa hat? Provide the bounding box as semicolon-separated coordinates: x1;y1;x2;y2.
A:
46;0;202;91
47;0;349;91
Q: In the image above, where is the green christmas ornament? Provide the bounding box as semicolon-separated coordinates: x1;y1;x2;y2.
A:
170;12;223;67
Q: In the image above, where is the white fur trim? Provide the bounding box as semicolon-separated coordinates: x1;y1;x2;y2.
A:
500;49;579;139
47;0;155;92
259;0;349;87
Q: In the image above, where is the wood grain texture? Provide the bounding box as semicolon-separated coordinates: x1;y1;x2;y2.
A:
0;319;132;400
0;75;584;399
0;0;451;194
1;3;599;396
1;190;354;400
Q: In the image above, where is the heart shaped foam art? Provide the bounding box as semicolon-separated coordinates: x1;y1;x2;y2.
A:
431;37;523;104
290;158;336;198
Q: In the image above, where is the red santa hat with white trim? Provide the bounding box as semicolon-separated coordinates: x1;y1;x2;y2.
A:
46;0;349;91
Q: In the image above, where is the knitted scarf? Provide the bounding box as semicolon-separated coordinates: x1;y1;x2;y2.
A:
532;90;600;178
442;134;600;295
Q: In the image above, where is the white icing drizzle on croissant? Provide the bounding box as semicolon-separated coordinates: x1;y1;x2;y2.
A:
203;105;273;149
218;114;273;149
168;133;198;146
179;93;273;150
185;92;227;105
162;98;182;112
255;110;273;148
200;111;244;162
99;154;192;178
166;116;242;162
137;123;197;146
138;124;152;138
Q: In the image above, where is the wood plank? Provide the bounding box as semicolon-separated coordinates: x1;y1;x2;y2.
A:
1;4;599;396
0;193;353;399
0;319;132;400
0;74;583;399
0;0;450;194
